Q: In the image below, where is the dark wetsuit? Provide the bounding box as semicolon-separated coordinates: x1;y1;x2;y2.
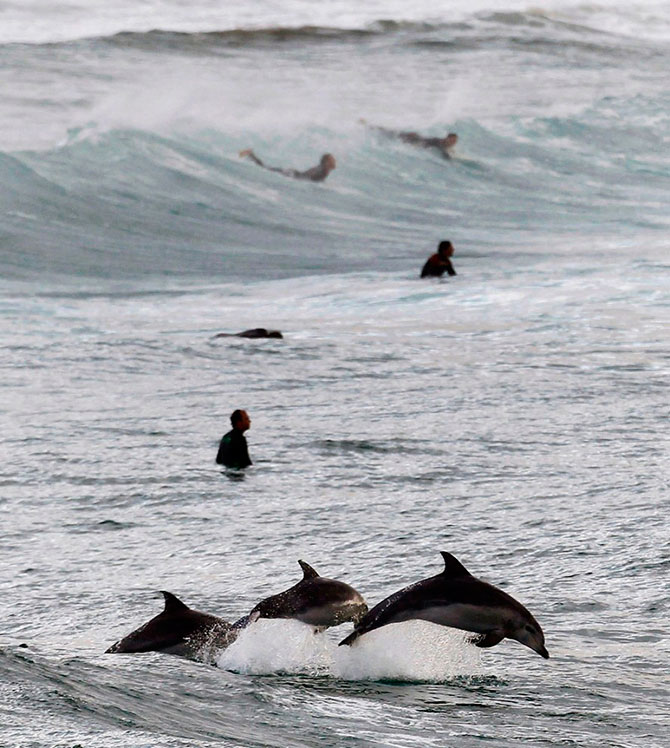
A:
370;126;453;159
420;253;457;278
397;132;452;158
244;152;332;182
216;429;252;469
213;328;283;339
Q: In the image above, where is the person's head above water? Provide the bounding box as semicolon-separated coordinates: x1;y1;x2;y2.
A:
438;240;454;258
320;154;337;172
444;133;458;149
230;409;251;432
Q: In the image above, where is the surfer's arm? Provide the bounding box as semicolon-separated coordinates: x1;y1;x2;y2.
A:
361;121;399;138
215;435;229;465
240;439;252;467
240;150;299;179
239;149;265;167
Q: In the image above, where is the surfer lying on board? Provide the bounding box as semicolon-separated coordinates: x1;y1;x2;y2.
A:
361;120;458;159
239;150;336;182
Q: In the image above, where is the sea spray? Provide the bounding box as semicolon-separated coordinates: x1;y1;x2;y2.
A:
218;619;334;675
333;621;483;682
218;618;483;681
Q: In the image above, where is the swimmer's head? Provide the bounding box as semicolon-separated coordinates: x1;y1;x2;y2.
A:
321;154;337;172
231;409;251;432
444;133;458;149
438;240;454;258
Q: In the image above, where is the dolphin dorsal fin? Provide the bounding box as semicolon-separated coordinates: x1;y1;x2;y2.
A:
160;591;190;613
440;552;471;578
298;560;319;580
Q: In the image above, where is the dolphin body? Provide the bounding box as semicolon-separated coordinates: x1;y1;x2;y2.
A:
235;560;368;630
339;552;549;659
106;591;255;662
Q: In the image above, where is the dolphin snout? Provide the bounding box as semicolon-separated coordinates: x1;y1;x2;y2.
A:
538;645;550;659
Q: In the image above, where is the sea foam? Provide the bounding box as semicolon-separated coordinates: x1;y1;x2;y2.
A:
217;618;483;681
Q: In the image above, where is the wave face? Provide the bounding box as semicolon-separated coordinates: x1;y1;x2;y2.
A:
1;2;669;284
2;105;669;283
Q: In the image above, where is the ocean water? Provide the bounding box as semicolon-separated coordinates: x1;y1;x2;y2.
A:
1;1;669;746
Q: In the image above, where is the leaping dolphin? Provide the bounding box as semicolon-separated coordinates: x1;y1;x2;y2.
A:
235;560;368;630
339;552;549;659
105;591;255;662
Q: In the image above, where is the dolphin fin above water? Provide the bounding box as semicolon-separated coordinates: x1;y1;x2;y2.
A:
439;550;471;578
298;559;319;579
160;590;189;614
339;552;549;659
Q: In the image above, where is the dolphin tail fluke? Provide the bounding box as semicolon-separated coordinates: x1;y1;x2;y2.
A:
338;630;360;647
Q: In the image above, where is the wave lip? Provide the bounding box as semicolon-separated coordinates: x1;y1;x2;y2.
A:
5;2;670;46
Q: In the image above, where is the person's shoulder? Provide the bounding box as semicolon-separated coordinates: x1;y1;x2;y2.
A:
298;165;321;181
420;256;435;276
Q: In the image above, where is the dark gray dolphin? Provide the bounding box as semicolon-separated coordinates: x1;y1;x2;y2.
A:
235;560;368;630
339;552;549;659
106;591;256;662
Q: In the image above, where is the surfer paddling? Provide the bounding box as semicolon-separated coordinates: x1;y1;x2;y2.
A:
213;328;283;339
362;120;458;159
421;240;457;278
239;149;336;182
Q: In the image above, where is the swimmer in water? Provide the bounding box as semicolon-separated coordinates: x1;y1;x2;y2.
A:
216;409;252;469
421;241;457;278
213;328;283;339
361;120;458;159
239;150;336;182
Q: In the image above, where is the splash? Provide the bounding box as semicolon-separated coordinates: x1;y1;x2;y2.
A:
333;621;483;681
217;619;333;675
217;619;483;682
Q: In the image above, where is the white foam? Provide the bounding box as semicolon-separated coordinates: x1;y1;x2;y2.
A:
333;621;483;681
217;619;483;682
217;619;333;675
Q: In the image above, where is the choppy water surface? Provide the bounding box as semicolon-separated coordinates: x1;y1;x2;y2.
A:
3;260;668;746
1;0;669;746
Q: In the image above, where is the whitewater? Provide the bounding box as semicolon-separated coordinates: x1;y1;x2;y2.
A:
1;1;669;747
